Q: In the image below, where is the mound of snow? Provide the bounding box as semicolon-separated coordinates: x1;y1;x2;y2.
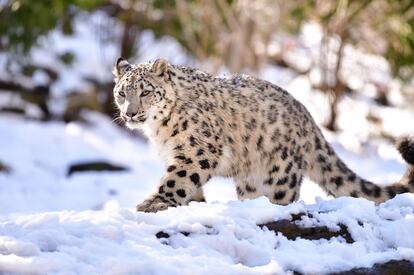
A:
0;195;413;274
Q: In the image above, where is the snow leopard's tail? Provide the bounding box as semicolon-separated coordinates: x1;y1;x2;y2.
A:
306;135;414;203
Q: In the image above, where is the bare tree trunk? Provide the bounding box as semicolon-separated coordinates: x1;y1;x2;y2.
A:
120;20;139;59
326;36;346;132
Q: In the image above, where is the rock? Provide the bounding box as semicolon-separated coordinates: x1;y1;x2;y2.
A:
332;260;414;275
67;161;128;176
259;213;354;243
0;161;11;173
155;231;170;239
0;106;26;115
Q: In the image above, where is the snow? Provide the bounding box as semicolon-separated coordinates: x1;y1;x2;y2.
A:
0;194;413;274
1;10;414;275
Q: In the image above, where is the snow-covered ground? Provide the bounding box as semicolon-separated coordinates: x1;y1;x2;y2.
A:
1;10;414;275
1;185;414;274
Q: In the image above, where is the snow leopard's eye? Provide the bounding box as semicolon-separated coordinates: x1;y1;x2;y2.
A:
118;91;125;97
141;90;151;97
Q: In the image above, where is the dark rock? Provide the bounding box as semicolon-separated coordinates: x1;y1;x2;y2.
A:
67;161;128;176
258;213;354;243
156;231;190;239
0;161;11;173
0;107;26;115
155;231;170;239
332;260;414;275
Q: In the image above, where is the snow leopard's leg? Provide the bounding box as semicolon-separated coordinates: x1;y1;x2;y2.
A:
264;168;303;205
235;177;260;201
235;169;303;205
136;163;210;212
190;188;206;202
261;149;305;205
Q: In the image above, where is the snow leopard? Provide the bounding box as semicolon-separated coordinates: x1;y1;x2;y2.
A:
112;58;414;212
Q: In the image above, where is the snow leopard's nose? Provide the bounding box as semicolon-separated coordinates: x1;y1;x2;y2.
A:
125;111;138;118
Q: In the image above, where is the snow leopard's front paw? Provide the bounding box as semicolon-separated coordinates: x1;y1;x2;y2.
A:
136;196;176;213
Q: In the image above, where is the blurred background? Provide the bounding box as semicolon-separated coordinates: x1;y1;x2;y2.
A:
0;0;413;214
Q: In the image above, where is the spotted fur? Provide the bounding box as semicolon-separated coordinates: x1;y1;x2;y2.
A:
113;58;414;212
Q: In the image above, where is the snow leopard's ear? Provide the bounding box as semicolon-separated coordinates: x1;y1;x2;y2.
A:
113;57;132;82
150;58;169;80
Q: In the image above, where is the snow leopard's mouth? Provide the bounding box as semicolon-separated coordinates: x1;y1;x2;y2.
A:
122;114;147;124
134;115;147;123
124;115;147;129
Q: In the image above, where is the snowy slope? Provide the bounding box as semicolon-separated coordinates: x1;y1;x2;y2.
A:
1;195;414;274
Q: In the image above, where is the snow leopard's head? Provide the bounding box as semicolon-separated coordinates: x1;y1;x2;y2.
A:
113;58;173;129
